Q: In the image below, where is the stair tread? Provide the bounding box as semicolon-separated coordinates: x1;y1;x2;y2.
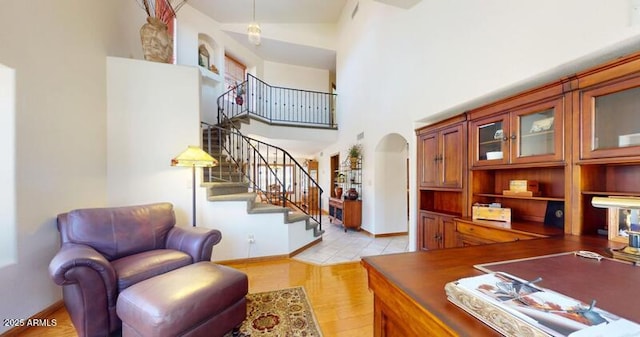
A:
249;203;289;214
207;192;255;202
286;212;310;223
202;182;249;188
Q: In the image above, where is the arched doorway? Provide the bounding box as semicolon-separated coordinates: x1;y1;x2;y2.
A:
373;133;409;234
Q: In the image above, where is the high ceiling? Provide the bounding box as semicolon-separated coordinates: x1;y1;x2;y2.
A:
187;0;347;71
187;0;348;24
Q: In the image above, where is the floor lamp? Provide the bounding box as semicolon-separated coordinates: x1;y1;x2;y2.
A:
171;145;218;226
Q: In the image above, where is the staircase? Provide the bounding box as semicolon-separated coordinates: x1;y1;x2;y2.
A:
201;121;323;237
197;76;337;261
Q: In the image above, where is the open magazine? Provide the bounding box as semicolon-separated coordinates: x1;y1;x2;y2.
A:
445;272;640;337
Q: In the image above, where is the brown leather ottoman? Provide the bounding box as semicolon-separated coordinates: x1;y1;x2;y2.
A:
116;261;248;337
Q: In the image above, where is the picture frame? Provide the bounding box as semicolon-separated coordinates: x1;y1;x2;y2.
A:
608;206;640;244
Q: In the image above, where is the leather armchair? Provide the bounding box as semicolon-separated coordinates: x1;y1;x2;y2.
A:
49;202;221;337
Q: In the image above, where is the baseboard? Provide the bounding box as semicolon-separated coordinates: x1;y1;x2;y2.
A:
216;237;323;265
289;237;322;257
1;300;64;337
359;228;408;238
373;231;408;238
216;254;290;265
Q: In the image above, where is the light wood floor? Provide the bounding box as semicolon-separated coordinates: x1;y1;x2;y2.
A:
14;259;373;337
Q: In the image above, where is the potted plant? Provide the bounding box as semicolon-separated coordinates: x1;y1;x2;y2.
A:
347;144;361;169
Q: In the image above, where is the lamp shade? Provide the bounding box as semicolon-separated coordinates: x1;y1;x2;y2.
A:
592;196;640;209
171;146;217;167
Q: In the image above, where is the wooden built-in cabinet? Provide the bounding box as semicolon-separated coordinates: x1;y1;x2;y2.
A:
418;121;465;188
579;73;640;160
379;50;640;337
416;51;640;248
416;115;467;249
571;55;640;238
417;211;457;250
464;82;569;242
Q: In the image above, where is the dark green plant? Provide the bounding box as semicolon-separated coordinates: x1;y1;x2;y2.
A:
348;144;361;158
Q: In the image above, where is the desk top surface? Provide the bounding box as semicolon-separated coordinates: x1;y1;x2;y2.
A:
361;236;629;336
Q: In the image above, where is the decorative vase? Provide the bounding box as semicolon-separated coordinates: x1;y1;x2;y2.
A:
335;186;343;199
346;188;359;200
140;17;172;63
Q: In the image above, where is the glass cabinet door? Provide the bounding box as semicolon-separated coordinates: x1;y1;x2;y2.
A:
510;97;564;164
471;96;564;167
581;76;640;160
471;114;509;166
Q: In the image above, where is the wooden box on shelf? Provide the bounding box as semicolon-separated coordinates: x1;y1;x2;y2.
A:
471;206;511;222
502;190;541;197
508;180;538;192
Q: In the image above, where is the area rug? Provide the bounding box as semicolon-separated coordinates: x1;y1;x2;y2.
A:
224;286;323;337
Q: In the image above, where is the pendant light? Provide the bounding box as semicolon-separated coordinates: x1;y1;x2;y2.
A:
247;0;261;45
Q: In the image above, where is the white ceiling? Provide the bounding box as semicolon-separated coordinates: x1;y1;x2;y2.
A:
187;0;348;24
187;0;347;71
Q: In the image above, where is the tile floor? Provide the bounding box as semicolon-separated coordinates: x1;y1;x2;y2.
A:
293;222;410;265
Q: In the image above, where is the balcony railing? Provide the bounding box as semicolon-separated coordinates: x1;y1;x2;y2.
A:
217;74;337;128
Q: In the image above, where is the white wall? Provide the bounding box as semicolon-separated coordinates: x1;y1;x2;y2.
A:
106;57;202;226
0;0;126;332
177;5;265;79
264;61;331;92
0;64;17;268
329;0;640;245
202;201;312;261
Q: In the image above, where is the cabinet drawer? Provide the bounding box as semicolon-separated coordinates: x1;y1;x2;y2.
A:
457;233;496;247
456;222;538;243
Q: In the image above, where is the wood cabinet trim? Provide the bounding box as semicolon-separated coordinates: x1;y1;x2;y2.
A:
415;114;467;135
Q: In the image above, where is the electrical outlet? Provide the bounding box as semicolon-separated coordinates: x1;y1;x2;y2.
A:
248;234;255;244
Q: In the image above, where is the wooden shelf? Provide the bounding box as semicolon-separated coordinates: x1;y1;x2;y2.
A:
475;193;564;202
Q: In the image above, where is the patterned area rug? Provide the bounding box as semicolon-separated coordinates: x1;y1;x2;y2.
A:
224;286;323;337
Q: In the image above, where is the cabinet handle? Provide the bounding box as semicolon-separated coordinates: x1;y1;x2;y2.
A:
502;137;508;141
510;134;517;140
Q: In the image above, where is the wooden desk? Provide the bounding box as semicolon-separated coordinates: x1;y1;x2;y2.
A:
361;236;626;337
